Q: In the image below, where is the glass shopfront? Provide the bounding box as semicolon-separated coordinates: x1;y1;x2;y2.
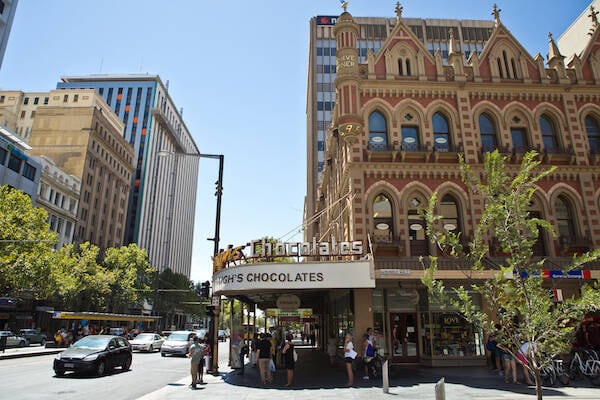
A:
372;286;486;366
419;288;485;365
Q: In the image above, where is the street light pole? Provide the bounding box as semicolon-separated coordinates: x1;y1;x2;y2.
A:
199;153;223;376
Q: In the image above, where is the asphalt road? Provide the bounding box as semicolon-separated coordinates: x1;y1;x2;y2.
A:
1;341;230;400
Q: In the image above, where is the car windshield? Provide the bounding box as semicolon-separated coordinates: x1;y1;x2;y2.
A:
71;336;110;350
134;334;154;341
167;333;190;341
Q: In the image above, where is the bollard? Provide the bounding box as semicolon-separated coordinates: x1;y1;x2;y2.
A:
382;359;389;393
435;377;445;400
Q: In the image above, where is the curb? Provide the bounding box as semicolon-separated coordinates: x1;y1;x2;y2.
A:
0;349;63;360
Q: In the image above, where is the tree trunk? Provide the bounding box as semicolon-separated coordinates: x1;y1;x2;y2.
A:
534;369;543;400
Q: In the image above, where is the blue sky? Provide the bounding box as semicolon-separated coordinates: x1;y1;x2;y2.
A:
0;0;591;284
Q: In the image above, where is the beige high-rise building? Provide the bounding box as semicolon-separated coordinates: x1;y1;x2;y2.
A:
0;89;135;251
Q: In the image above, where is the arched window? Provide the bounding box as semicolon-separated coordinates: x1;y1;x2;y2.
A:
401;126;420;151
555;195;576;242
368;111;388;151
398;58;412;76
373;194;393;243
406;59;411;76
479;113;498;151
408;196;428;256
433;112;451;152
440;194;460;235
585;115;600;154
540;114;559;153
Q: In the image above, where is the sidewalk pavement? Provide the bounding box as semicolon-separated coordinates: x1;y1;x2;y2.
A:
137;345;600;400
3;343;599;399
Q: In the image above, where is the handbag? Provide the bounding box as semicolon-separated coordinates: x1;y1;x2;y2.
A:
269;358;276;372
293;348;298;362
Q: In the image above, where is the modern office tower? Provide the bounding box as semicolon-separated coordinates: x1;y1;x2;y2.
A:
57;75;200;277
305;13;495;240
2;89;136;252
0;123;40;200
34;155;81;249
311;4;600;366
0;0;18;70
558;0;600;58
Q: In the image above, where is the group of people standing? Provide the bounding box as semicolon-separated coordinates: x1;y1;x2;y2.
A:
343;327;377;387
486;330;534;385
254;332;296;387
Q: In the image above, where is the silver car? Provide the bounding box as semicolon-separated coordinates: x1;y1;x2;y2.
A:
129;333;164;352
0;331;28;347
160;331;195;357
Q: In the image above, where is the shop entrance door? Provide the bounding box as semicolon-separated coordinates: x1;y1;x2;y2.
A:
390;313;418;363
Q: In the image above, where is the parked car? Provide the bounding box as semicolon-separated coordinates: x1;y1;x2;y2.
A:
19;329;47;346
218;329;228;342
160;330;196;357
53;335;132;377
129;333;164;352
0;331;28;347
194;329;208;340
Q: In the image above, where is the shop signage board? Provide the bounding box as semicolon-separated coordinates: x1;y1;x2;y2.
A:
213;260;374;294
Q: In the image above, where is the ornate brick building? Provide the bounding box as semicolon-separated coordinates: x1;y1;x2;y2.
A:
313;5;600;365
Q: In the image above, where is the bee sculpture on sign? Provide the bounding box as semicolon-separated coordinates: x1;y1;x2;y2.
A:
212;237;364;273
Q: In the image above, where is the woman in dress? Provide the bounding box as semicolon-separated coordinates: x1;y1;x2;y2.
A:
344;333;357;386
281;333;295;387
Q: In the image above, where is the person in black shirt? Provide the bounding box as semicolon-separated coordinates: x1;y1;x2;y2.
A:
281;333;295;387
256;333;272;384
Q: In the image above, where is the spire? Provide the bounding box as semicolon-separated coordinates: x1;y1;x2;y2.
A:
448;28;458;55
547;32;563;60
395;2;403;20
589;5;599;36
492;3;501;26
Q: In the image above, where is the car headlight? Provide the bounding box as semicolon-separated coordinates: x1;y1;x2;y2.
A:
55;353;63;360
83;353;100;361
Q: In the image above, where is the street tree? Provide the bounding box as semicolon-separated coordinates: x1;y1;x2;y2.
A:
421;151;600;400
0;185;57;299
52;242;113;311
155;268;198;329
102;243;154;313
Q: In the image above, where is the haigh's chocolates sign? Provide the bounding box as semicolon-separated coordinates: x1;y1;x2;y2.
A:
250;237;363;258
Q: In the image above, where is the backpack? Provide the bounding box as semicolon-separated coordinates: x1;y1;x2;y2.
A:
366;342;375;357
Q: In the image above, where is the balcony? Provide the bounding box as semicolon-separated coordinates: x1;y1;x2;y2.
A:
542;145;575;165
366;143;397;162
432;142;463;163
400;142;429;162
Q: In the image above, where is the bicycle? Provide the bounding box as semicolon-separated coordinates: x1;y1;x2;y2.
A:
539;359;570;387
365;352;385;379
569;348;600;385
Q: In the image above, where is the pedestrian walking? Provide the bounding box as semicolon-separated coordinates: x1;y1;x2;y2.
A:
344;333;357;386
256;333;272;384
188;336;203;389
281;333;295;387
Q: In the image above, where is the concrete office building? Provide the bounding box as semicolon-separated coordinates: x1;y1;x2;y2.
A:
0;89;136;252
305;12;494;240
57;75;200;277
0;0;17;70
34;155;81;249
0;123;40;200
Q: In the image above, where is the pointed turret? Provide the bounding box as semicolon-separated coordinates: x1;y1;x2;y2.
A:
547;32;569;83
447;28;465;82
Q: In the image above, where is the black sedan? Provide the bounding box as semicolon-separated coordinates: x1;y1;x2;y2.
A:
53;335;132;377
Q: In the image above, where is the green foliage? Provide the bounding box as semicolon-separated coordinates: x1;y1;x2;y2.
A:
155;269;201;328
102;244;154;313
0;185;57;298
52;242;113;311
421;151;600;399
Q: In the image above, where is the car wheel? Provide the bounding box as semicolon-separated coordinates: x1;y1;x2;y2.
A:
18;340;26;347
40;339;46;346
122;355;132;371
55;369;65;377
96;360;106;376
149;345;153;352
161;352;166;357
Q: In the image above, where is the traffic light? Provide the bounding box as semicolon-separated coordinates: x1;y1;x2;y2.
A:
200;280;210;299
205;305;215;317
